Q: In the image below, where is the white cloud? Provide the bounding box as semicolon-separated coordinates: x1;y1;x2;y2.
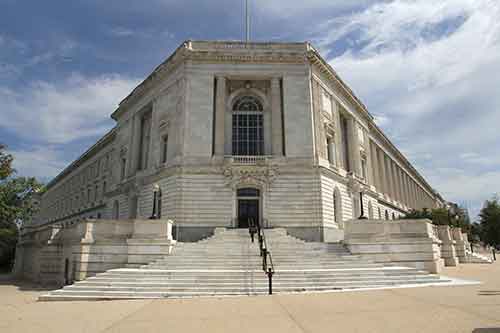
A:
314;0;500;216
254;0;375;17
9;146;68;181
0;73;139;144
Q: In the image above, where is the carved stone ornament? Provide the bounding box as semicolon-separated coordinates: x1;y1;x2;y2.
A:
222;164;279;189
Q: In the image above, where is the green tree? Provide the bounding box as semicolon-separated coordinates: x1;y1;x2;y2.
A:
0;145;44;269
478;197;500;248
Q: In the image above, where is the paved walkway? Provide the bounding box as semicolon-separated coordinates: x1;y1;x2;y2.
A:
1;262;500;333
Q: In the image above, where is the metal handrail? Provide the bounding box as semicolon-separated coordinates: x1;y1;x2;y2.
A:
249;218;275;294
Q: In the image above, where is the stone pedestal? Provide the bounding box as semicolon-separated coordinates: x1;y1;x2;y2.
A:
127;219;176;266
451;227;468;263
437;225;459;266
344;219;444;274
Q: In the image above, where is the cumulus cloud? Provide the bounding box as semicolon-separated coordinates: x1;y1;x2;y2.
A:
315;0;500;216
0;73;139;144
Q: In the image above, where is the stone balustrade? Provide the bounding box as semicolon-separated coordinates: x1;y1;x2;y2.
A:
344;219;444;273
14;218;176;286
451;227;469;263
436;225;459;267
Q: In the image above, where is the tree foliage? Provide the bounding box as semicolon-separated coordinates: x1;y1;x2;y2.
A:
404;206;472;230
0;144;44;268
478;197;500;248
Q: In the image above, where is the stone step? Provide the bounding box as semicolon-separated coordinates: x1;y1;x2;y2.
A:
39;228;449;301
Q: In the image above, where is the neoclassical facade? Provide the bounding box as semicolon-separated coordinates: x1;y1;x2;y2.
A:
32;41;444;242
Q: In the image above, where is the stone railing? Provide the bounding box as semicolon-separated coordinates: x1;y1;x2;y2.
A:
15;218;176;285
225;155;270;165
344;219;444;273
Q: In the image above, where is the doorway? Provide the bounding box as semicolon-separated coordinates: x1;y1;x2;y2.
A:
236;188;260;228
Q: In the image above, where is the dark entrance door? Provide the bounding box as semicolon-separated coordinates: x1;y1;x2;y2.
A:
238;199;259;228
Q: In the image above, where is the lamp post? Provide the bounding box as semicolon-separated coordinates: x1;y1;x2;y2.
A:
359;191;367;219
149;183;160;220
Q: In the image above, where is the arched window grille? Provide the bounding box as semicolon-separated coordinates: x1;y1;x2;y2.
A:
232;96;264;156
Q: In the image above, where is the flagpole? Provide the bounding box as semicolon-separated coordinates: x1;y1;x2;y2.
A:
245;0;250;43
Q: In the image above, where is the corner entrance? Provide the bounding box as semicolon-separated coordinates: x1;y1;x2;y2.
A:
236;188;260;228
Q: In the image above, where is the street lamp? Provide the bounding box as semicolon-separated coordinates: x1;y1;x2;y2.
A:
359;191;367;219
149;183;160;220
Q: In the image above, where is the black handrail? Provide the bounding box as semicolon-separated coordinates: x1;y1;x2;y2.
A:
249;218;275;295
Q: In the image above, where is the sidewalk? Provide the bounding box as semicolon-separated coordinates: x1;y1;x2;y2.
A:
1;262;499;333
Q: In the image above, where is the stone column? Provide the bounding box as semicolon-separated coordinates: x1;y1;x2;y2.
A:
271;77;283;156
402;172;409;207
348;117;361;176
395;164;403;204
214;76;226;156
369;141;379;189
437;225;459;266
377;148;388;197
128;115;142;176
385;155;395;200
365;138;374;185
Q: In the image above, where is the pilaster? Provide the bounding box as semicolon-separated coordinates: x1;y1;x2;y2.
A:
271;77;283;156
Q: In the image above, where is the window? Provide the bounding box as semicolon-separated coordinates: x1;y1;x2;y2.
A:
237;188;260;197
378;207;382;219
102;181;107;195
87;188;91;203
392;212;396;220
139;111;152;170
232;96;264;156
161;135;168;164
95;184;99;201
385;210;389;220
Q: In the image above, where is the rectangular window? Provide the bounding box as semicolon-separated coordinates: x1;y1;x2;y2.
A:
161;135;168;164
139;111;152;170
232;113;264;156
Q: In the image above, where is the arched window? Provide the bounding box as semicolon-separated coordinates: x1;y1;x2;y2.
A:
232;96;264;156
233;96;263;112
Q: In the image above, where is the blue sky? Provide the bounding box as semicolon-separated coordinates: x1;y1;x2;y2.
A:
1;0;499;219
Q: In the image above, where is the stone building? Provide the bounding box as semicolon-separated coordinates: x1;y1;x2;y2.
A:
31;40;444;242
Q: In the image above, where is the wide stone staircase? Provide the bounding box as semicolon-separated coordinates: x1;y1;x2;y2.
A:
39;228;450;301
